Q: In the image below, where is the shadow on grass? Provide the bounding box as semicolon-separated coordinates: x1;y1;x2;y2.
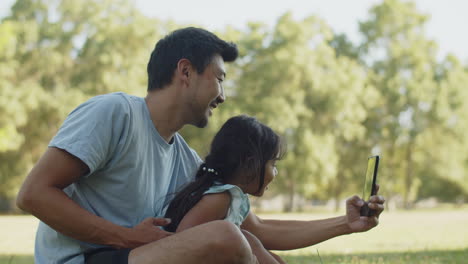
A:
1;249;467;264
280;248;468;264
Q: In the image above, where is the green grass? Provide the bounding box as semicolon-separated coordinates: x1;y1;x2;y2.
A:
0;256;31;264
0;216;37;256
1;208;467;263
281;249;468;264
1;251;466;263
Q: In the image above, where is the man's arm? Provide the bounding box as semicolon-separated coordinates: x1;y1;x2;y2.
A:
241;192;385;250
16;147;172;249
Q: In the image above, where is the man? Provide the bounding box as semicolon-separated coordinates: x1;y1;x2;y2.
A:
17;27;385;264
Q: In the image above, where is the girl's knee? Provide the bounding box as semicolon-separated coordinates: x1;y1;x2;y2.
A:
242;229;283;264
241;229;263;250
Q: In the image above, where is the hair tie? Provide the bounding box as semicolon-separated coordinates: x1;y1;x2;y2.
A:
202;166;218;175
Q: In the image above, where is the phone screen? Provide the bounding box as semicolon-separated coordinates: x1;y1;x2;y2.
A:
362;155;379;201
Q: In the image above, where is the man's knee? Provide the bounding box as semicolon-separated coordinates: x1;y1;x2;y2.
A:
128;221;255;264
203;221;254;263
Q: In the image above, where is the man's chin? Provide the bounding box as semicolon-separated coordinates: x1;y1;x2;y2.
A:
193;116;208;128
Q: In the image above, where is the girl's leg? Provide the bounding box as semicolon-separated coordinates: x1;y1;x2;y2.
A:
241;229;286;264
269;251;287;264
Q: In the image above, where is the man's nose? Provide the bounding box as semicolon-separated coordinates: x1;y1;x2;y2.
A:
217;86;225;104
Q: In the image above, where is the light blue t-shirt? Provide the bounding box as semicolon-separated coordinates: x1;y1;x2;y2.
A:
35;92;202;264
204;184;250;226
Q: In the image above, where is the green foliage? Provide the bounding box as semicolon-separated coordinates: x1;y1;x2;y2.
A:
0;0;170;206
356;0;468;207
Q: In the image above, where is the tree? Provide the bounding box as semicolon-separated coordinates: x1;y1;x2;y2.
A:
416;55;468;202
357;0;467;207
0;0;171;210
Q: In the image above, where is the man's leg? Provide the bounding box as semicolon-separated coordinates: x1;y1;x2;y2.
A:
85;248;131;264
129;220;257;264
241;230;286;264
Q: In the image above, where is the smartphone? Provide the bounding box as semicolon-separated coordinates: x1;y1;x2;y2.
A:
360;155;380;217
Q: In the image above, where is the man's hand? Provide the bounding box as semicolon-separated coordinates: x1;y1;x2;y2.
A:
123;217;173;248
345;184;385;233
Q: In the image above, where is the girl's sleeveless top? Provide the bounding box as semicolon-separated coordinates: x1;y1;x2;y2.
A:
203;183;250;226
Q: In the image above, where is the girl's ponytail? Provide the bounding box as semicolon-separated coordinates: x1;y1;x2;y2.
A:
163;160;220;232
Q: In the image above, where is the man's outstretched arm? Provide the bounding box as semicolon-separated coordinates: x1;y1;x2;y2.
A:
241;192;385;250
16;147;172;249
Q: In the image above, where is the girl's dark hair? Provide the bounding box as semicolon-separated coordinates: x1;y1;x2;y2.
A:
164;115;283;232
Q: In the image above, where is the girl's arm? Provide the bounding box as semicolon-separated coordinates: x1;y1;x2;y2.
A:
176;192;231;232
240;211;350;250
240;194;385;250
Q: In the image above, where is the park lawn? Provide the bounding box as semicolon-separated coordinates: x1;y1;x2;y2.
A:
1;208;467;264
5;251;468;264
280;249;468;264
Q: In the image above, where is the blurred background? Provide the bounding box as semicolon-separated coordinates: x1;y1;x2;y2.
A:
1;0;467;263
1;0;467;212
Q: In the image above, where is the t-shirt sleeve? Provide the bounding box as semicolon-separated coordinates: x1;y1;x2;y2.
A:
49;94;130;176
190;148;203;167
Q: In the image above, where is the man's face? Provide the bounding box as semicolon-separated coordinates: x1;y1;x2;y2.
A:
189;55;226;128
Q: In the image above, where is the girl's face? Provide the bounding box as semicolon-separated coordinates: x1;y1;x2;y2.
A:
246;159;278;197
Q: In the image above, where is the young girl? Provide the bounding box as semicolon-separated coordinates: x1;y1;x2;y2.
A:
164;115;285;264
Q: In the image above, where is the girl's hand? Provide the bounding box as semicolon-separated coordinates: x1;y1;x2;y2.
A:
345;184;385;233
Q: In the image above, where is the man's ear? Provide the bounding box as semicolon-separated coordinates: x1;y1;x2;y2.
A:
176;59;193;84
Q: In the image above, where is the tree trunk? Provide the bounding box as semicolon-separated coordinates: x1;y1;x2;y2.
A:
334;173;343;212
403;139;414;209
283;180;295;212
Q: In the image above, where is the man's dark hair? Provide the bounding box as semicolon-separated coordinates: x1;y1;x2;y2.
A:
147;27;238;91
164;115;284;232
